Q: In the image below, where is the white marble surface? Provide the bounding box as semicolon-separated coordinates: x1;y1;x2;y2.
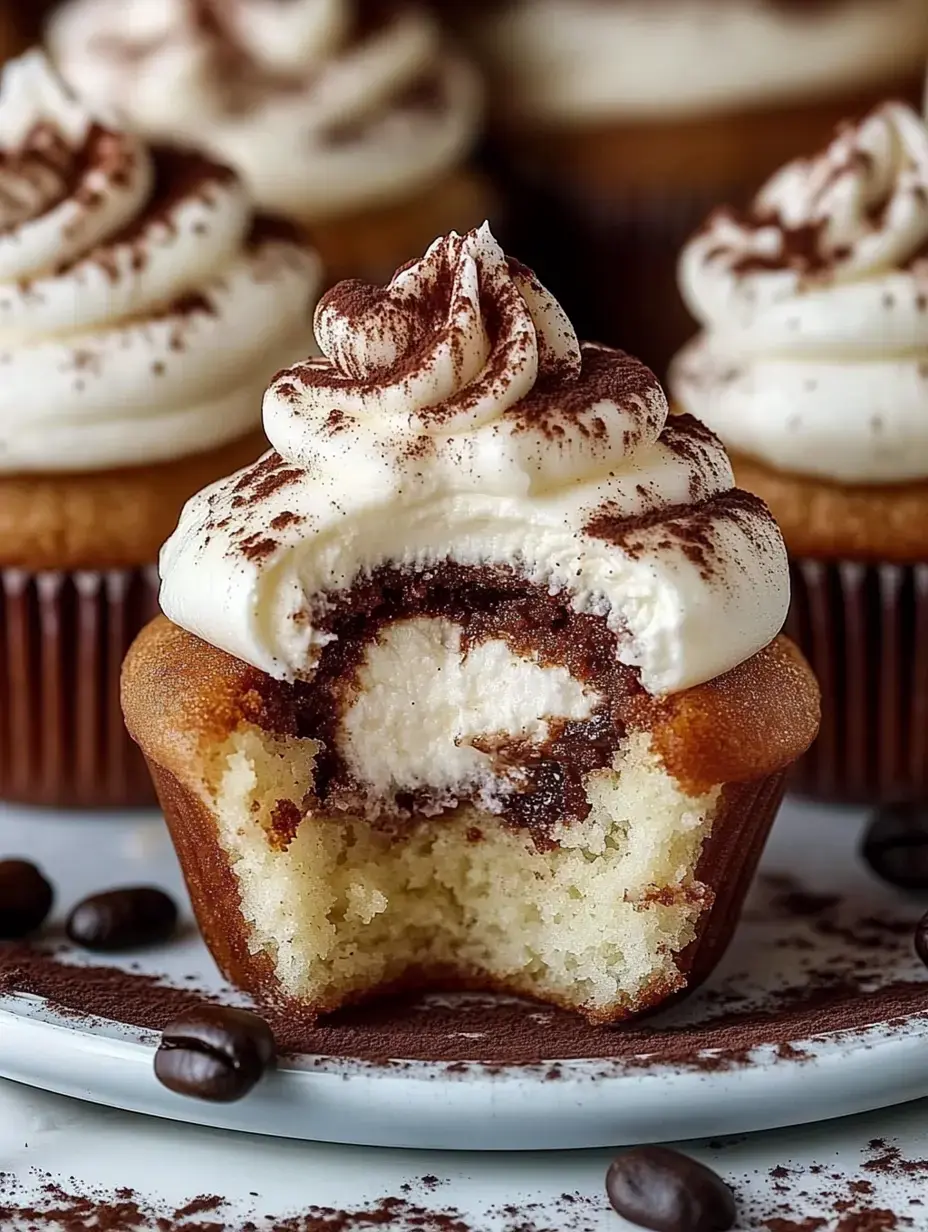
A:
2;1076;928;1229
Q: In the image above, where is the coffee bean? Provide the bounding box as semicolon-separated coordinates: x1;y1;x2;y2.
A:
861;804;928;890
0;859;54;939
66;887;177;951
606;1147;736;1232
155;1005;276;1102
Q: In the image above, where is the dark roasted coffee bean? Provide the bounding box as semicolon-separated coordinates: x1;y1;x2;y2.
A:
155;1005;276;1102
862;804;928;890
606;1147;736;1232
66;887;178;951
0;859;54;939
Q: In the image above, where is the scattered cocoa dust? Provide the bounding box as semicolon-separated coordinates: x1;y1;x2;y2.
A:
0;1174;599;1232
735;1135;928;1230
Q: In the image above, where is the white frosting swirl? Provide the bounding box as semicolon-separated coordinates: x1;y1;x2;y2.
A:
160;224;788;697
673;102;928;485
467;0;928;124
0;51;322;474
49;0;481;222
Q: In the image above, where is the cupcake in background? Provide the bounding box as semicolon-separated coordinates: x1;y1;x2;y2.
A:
672;99;928;805
0;50;321;808
48;0;491;285
461;0;928;379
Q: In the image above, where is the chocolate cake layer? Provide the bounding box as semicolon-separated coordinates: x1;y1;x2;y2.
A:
236;562;653;849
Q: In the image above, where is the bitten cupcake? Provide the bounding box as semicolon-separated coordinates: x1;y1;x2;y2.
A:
672;100;928;804
0;51;321;808
460;0;928;379
48;0;489;285
122;225;818;1024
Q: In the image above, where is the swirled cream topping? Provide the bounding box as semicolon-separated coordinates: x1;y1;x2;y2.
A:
673;102;928;485
467;0;928;124
49;0;481;222
160;224;788;700
0;51;321;473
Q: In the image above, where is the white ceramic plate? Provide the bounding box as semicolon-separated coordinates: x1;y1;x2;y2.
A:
0;796;927;1151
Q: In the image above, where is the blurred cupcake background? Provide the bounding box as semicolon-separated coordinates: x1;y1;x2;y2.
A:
47;0;492;283
0;47;320;809
671;96;928;807
450;0;928;378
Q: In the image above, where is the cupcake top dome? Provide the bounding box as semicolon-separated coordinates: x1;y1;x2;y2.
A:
673;99;928;485
48;0;482;222
465;0;928;125
159;223;789;698
0;50;320;473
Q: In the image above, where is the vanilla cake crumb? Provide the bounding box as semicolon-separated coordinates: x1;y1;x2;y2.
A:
202;728;720;1021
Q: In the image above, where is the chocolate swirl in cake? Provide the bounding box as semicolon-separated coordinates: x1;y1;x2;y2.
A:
0;51;320;473
160;224;788;835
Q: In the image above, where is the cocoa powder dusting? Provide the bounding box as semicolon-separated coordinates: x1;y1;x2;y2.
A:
586;484;770;582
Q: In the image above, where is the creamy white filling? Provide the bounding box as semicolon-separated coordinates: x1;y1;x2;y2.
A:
339;618;598;804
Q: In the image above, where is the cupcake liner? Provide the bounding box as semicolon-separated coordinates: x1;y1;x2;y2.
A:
681;771;787;993
786;559;928;805
0;565;160;808
145;753;787;1018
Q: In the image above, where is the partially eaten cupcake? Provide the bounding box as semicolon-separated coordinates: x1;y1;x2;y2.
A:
122;226;819;1024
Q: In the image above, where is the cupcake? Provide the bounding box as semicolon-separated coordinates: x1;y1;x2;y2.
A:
0;51;321;808
122;224;818;1023
672;100;928;805
460;0;928;380
48;0;491;285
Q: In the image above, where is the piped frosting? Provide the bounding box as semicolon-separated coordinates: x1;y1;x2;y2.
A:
160;223;789;696
49;0;481;222
0;51;321;473
673;101;928;485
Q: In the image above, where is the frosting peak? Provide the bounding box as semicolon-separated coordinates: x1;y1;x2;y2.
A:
0;51;321;473
160;225;789;697
50;0;482;222
673;102;928;485
265;225;624;500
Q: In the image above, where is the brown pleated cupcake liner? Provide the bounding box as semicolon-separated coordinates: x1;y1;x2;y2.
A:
146;753;787;1019
786;559;928;805
0;565;160;809
682;770;788;993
